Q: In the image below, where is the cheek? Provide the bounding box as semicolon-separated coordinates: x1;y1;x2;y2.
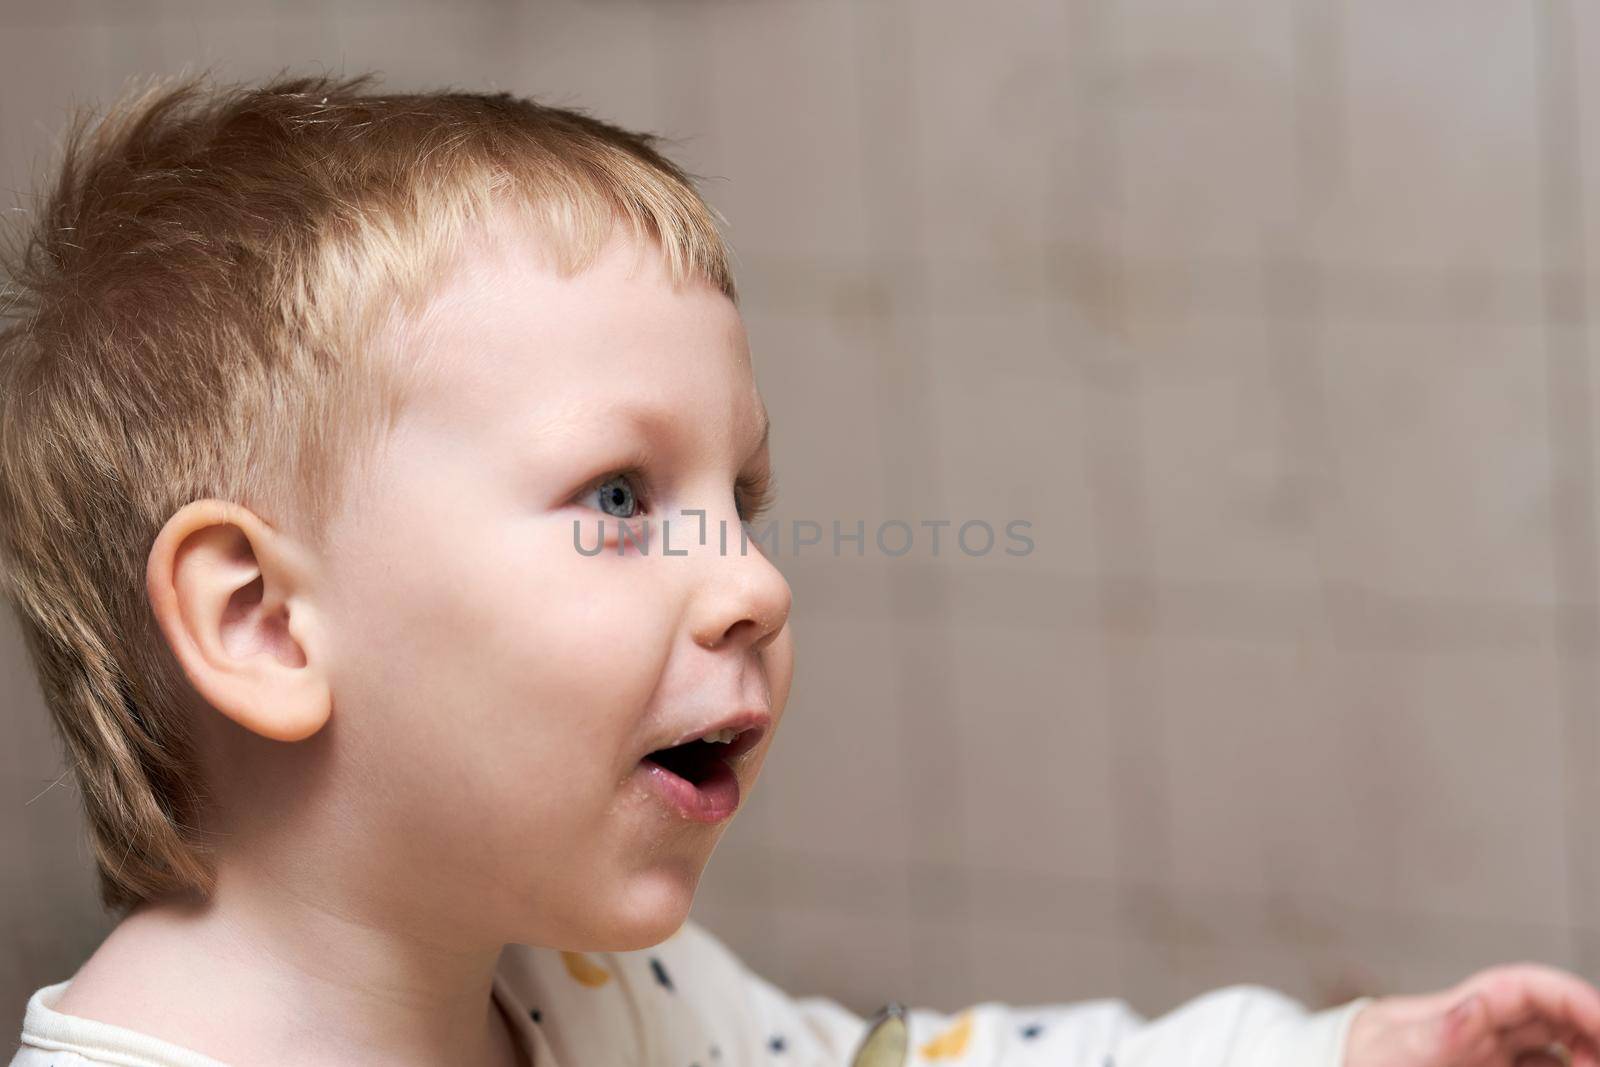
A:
490;522;675;715
329;509;676;787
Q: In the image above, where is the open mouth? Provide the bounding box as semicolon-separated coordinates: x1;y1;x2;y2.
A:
642;724;764;779
635;726;766;823
642;738;730;786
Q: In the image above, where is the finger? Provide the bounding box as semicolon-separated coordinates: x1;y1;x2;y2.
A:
1541;1031;1600;1067
1504;1028;1600;1067
1438;995;1504;1064
1571;1034;1600;1067
1459;965;1600;1041
1512;1052;1570;1067
1511;1038;1573;1065
1513;1054;1570;1067
1500;1019;1561;1052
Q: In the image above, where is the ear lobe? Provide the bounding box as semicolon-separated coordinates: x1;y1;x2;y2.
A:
146;498;332;743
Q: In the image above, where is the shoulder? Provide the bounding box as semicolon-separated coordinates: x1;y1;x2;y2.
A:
11;979;228;1067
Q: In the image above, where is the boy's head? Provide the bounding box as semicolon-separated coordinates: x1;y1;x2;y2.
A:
0;70;793;951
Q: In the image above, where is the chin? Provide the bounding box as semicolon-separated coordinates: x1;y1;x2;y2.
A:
589;865;705;952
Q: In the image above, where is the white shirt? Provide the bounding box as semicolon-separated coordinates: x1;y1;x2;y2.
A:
11;916;1372;1066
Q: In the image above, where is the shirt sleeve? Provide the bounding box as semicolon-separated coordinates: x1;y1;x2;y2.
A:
656;918;1374;1067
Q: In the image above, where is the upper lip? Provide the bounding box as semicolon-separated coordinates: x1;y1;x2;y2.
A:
643;709;772;765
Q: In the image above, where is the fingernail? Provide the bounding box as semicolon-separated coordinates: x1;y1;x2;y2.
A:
1448;996;1478;1026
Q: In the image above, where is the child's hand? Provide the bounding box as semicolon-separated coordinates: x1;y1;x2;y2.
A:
1343;963;1600;1066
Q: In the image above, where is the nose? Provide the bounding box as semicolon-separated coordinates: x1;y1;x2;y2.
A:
686;511;792;653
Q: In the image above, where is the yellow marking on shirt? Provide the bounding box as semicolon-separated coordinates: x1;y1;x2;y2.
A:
561;951;612;988
918;1011;974;1059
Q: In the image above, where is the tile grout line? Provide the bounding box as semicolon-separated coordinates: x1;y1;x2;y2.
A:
771;555;1585;650
1272;0;1409;929
1055;0;1175;989
759;842;1592;943
1536;0;1600;972
741;250;1565;327
849;0;976;1005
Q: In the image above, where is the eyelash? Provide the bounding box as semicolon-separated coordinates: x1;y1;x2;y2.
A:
583;466;776;524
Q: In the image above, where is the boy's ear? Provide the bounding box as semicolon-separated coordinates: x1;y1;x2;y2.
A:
145;499;332;742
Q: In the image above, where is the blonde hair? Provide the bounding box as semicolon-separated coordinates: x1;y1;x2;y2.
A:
0;68;738;914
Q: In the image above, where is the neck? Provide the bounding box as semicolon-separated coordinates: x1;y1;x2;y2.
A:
56;872;523;1067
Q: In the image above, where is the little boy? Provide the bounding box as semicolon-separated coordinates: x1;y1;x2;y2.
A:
3;71;1598;1067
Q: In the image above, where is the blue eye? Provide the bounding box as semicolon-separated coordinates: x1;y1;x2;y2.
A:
593;473;641;519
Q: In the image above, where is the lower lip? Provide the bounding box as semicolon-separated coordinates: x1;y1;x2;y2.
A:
633;756;741;823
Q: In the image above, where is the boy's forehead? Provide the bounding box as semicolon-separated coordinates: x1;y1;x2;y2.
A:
404;222;757;441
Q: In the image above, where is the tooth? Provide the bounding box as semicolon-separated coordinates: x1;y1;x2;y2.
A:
704;727;738;744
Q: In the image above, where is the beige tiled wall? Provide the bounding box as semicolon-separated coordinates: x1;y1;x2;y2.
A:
3;0;1596;1045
